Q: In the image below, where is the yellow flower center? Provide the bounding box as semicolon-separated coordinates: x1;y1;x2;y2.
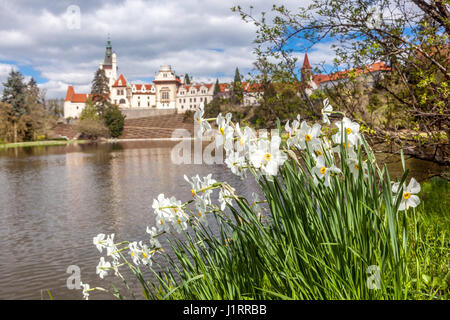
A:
220;127;224;135
191;189;196;197
346;128;352;135
320;166;327;175
239;138;244;145
160;219;163;225
315;150;322;156
196;118;201;124
354;164;359;171
131;252;135;257
142;252;147;258
403;192;411;200
198;211;202;217
264;153;272;162
305;134;311;142
173;207;178;213
177;218;181;225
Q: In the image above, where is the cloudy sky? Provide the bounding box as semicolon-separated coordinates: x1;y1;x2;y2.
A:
0;0;336;99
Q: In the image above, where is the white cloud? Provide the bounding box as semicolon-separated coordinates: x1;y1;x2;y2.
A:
0;0;312;98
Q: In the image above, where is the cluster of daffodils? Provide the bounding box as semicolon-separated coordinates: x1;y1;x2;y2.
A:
77;98;421;300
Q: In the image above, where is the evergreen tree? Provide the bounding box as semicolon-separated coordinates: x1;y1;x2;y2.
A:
213;78;220;96
2;70;27;118
232;67;243;104
104;105;125;138
91;68;110;117
1;70;28;142
184;74;191;84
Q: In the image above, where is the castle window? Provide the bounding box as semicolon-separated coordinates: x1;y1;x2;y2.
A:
138;102;140;107
119;99;126;104
161;91;169;100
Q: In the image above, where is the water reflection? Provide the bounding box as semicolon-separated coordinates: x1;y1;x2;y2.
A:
0;141;445;299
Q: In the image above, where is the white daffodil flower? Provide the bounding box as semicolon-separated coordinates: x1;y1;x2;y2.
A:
347;157;367;178
321;98;333;125
289;121;321;150
146;226;162;249
195;199;209;226
93;233;106;253
194;103;211;139
312;156;341;187
152;194;175;233
249;135;287;178
216;113;233;148
139;242;153;266
332;117;361;146
128;241;141;265
224;150;247;177
184;174;217;206
285;114;301;138
311;137;333;160
392;178;421;211
96;257;111;279
219;185;235;211
80;282;90;300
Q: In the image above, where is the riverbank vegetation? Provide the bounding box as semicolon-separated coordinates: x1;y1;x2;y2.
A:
0;70;58;144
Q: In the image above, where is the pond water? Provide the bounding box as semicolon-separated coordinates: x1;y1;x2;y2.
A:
0;141;445;299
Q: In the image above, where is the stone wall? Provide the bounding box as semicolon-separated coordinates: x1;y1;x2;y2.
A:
120;108;176;119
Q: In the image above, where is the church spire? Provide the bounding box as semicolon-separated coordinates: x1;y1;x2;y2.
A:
301;51;312;70
301;51;312;83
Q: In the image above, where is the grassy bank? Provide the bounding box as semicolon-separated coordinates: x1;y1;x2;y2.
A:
0;140;90;149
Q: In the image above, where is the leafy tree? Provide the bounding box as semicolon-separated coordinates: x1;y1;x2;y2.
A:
103;105;125;138
80;98;100;121
91;68;111;118
233;0;450;164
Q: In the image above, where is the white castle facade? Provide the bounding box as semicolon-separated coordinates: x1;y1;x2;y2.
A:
64;40;260;119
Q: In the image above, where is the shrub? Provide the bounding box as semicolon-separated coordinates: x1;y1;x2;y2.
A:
77;118;109;140
183;110;194;123
103;106;125;138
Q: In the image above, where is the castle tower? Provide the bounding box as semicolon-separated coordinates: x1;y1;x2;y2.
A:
99;37;118;88
301;52;312;83
153;64;180;109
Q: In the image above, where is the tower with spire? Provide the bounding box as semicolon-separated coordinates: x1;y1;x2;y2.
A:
301;51;312;83
99;36;118;87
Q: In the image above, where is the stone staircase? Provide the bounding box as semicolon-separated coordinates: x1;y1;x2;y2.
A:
50;113;194;140
50;123;79;140
119;113;194;139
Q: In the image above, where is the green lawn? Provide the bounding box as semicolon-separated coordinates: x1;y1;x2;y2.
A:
0;140;90;149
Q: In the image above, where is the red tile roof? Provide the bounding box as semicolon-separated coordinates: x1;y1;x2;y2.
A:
64;85;89;103
112;74;127;87
133;84;154;94
312;62;390;86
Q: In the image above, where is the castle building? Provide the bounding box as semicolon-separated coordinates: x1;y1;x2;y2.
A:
64;40;241;119
64;41;389;119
